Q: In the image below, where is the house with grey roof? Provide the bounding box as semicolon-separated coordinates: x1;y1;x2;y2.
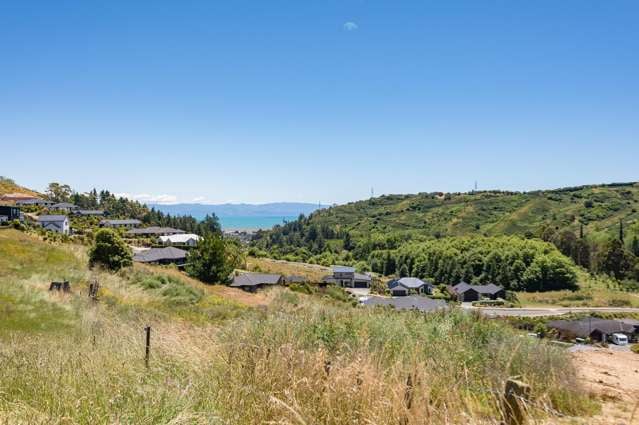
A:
447;282;505;302
230;273;283;292
387;277;434;296
548;318;638;343
73;209;106;216
100;219;142;229
50;202;79;212
16;198;54;207
362;295;447;313
321;265;372;288
126;226;186;237
133;247;187;266
36;215;70;235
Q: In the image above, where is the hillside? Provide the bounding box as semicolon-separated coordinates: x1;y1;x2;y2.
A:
0;228;600;423
0;176;41;198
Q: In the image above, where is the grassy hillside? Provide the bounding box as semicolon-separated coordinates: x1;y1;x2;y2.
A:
0;176;41;198
280;183;639;243
0;229;599;424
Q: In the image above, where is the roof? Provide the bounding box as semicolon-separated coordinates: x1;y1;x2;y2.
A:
451;282;504;295
332;265;355;273
74;210;105;215
230;273;282;287
159;233;200;243
37;215;67;222
133;247;187;263
127;226;186;236
101;219;142;226
389;277;432;290
16;198;52;204
548;318;637;338
362;296;447;313
354;272;372;281
285;275;307;283
51;203;77;209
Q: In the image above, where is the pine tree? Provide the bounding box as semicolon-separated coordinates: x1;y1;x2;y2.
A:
619;220;624;242
631;236;639;257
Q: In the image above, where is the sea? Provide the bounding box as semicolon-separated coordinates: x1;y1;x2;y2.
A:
217;216;297;231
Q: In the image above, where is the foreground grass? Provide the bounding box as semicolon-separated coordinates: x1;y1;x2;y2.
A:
0;229;600;424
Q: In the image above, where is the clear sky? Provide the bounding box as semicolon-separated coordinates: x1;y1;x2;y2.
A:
1;1;637;204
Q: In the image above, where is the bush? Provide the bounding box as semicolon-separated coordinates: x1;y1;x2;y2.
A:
88;229;132;271
632;344;639;355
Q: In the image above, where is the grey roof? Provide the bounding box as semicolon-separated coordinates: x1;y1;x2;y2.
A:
230;273;282;287
548;318;637;338
332;265;355;273
451;282;504;295
74;210;105;215
389;277;432;290
133;247;187;263
101;219;141;225
354;272;372;281
362;296;447;313
51;202;77;209
127;226;186;236
37;215;67;222
17;198;52;205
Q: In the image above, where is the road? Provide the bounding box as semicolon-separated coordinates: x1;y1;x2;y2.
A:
465;304;639;317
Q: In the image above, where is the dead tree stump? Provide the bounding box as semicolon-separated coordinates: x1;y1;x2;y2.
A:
503;378;531;425
49;281;70;292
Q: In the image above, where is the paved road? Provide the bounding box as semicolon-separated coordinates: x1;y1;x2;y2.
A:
466;305;639;317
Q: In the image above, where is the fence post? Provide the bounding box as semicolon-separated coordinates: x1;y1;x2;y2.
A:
503;378;531;425
144;326;151;368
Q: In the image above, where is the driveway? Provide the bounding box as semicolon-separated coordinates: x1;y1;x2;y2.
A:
344;287;370;299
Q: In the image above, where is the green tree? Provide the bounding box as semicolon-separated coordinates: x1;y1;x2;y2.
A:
88;229;132;271
186;233;242;284
596;238;633;280
45;182;73;203
631;236;639;257
343;232;354;251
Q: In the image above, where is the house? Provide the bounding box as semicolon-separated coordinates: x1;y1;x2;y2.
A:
16;198;54;207
447;282;505;302
0;193;41;203
73;209;106;216
50;202;79;212
387;277;434;296
159;233;200;246
126;227;186;237
0;205;21;223
321;265;372;288
230;273;283;292
100;219;142;229
132;247;187;266
36;215;70;235
548;318;638;343
362;295;447;313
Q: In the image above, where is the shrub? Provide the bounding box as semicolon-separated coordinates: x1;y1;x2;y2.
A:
88;229;132;271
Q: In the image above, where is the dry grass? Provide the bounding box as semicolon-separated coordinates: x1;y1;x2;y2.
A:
246;256;330;282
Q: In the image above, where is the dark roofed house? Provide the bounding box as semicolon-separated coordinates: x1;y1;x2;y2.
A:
548;318;638;343
50;202;79;212
133;247;187;266
100;219;142;229
16;198;54;207
73;209;106;216
448;282;505;302
126;226;186;237
230;273;283;292
362;295;447;313
388;277;434;296
322;265;371;288
0;205;21;223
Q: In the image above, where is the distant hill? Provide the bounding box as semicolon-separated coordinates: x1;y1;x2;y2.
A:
0;177;41;198
149;202;326;220
253;182;639;247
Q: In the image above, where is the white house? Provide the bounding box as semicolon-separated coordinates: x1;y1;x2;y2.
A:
159;233;200;246
36;215;70;235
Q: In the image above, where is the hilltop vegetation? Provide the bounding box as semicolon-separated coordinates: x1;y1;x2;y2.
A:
0;176;40;197
252;183;639;290
0;229;598;424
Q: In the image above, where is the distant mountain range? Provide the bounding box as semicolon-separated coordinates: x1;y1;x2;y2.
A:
148;202;326;219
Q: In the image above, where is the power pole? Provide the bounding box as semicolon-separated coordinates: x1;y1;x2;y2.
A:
474;181;478;192
370;187;374;199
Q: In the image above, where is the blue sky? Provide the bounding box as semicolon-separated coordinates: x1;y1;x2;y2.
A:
1;1;637;204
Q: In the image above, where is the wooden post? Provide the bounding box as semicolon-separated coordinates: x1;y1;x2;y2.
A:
503;378;531;425
144;326;151;368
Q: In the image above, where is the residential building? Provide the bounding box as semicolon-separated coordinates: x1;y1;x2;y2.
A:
133;247;187;266
50;202;79;212
100;219;142;229
548;318;638;343
159;233;200;246
126;226;186;237
73;209;106;216
0;193;40;203
0;205;21;223
230;273;283;292
387;277;434;296
284;275;307;284
362;295;447;313
321;265;372;288
36;215;70;235
16;198;54;207
447;282;505;302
